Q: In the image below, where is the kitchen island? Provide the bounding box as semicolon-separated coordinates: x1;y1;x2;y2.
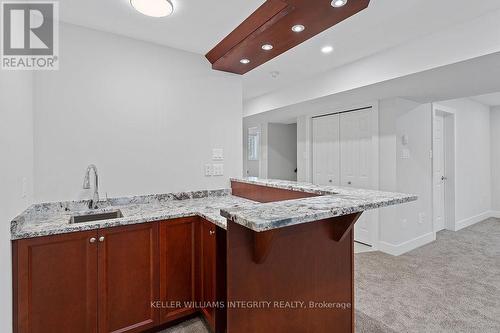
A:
221;178;416;333
11;178;416;333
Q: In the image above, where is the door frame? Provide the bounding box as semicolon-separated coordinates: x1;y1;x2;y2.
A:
245;125;263;178
432;104;456;232
309;101;380;248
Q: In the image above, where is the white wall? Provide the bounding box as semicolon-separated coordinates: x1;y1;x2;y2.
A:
490;107;500;212
437;98;492;223
267;123;297;181
377;99;434;254
34;23;243;202
0;71;34;333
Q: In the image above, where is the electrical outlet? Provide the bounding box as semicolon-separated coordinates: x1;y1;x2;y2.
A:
205;164;212;176
212;148;224;161
418;213;425;225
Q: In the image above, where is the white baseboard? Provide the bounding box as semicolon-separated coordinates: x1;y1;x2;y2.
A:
377;232;436;256
375;212;499;257
454;211;494;231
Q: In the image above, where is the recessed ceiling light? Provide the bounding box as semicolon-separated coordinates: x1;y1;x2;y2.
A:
240;59;250;64
321;45;334;54
130;0;173;17
331;0;347;8
291;25;305;33
262;44;273;51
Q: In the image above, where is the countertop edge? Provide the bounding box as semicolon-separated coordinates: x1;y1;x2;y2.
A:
11;211;228;241
220;195;418;232
223;178;418;232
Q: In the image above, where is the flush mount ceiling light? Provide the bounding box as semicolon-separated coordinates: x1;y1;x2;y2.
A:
321;45;334;54
130;0;173;17
331;0;348;8
291;24;305;33
240;59;250;64
262;44;273;51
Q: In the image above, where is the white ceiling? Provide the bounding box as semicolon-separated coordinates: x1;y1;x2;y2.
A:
59;0;265;54
59;0;500;100
470;92;500;107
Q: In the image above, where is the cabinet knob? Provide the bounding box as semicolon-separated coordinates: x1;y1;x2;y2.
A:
347;181;352;185
99;236;105;242
89;237;96;243
209;230;215;236
329;179;333;183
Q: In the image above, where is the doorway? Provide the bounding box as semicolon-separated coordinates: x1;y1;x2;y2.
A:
267;123;298;181
432;104;456;232
246;127;261;177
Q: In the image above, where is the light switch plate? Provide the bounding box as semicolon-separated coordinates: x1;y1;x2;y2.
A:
401;148;410;159
418;213;425;225
213;164;224;176
205;164;212;176
212;148;224;161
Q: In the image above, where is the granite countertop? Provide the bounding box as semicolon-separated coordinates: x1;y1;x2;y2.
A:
220;178;418;232
11;190;256;240
11;179;417;240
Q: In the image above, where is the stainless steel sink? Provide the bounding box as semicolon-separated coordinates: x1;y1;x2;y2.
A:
70;210;123;224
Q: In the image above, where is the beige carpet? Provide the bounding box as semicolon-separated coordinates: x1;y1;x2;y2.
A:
355;218;500;333
162;218;500;332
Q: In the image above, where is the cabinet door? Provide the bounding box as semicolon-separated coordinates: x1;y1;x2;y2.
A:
14;231;98;333
200;219;217;330
159;217;197;323
98;223;159;333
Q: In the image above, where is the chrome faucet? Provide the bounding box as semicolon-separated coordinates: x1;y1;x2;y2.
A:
83;164;99;209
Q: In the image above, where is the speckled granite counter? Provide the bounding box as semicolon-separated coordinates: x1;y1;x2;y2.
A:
220;178;418;232
11;179;417;240
11;190;256;240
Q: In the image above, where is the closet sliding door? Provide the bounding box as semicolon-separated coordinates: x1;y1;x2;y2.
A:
312;108;376;246
339;109;375;246
312;114;340;186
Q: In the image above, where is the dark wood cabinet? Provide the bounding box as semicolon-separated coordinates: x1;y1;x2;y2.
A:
159;217;197;323
97;223;159;333
13;219;221;333
200;218;217;330
13;230;99;333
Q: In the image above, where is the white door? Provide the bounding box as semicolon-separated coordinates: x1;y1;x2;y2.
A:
433;114;446;231
312;115;340;186
340;109;374;245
